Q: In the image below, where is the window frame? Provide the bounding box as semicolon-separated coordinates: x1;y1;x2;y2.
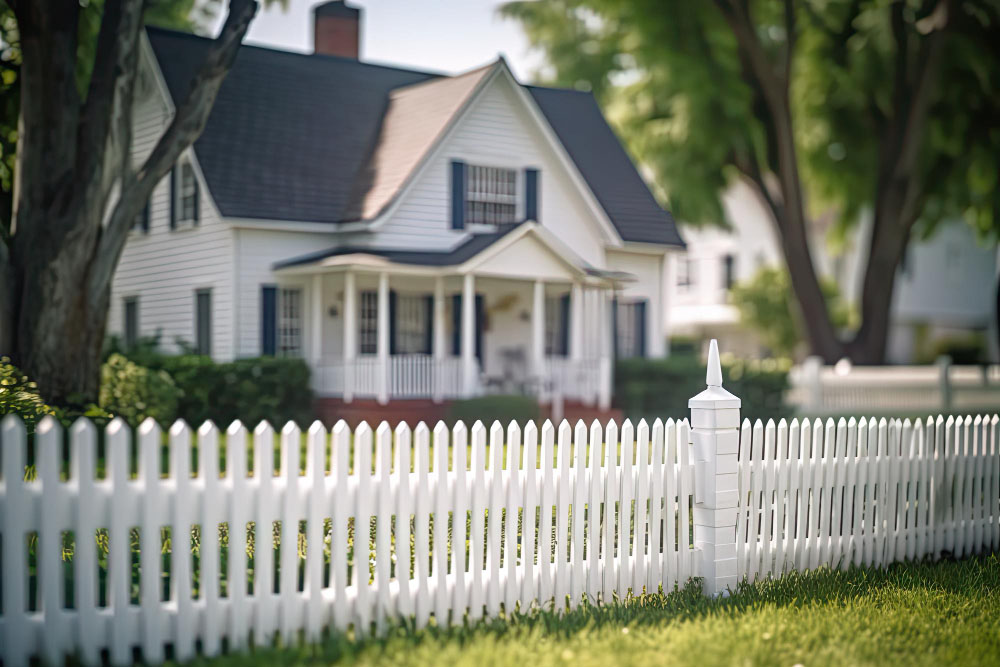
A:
543;295;565;357
123;296;139;349
615;300;645;359
277;287;304;358
395;293;431;355
195;288;212;357
359;290;378;356
465;164;518;227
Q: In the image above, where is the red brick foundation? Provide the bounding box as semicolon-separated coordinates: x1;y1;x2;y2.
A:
314;397;623;428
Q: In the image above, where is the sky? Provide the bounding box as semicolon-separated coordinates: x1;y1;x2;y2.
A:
212;0;545;81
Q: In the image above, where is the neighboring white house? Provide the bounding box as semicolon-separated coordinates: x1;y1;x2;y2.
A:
670;181;998;363
108;2;685;421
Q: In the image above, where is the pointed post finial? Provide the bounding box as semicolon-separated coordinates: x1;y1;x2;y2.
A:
706;338;722;387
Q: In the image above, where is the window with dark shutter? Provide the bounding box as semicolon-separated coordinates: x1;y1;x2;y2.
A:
133;200;150;234
123;297;139;348
615;299;647;359
172;161;199;228
195;289;212;356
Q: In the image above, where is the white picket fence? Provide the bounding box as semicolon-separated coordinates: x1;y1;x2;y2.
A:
736;414;1000;581
0;414;696;667
1;338;998;667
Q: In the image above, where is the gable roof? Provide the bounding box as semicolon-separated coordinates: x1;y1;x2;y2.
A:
145;27;683;247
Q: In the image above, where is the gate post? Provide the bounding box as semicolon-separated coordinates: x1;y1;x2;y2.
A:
689;339;741;596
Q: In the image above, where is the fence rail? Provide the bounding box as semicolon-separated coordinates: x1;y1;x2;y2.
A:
0;414;696;666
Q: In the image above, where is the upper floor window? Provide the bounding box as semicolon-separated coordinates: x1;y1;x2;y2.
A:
171;161;199;228
466;164;517;226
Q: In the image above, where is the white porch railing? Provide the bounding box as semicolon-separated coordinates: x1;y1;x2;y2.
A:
313;355;608;404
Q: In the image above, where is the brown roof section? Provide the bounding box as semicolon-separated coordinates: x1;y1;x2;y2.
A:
348;61;498;221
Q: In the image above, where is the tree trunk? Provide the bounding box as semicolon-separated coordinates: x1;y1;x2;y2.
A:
1;0;257;406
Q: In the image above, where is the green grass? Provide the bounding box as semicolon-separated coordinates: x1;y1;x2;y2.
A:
181;555;1000;667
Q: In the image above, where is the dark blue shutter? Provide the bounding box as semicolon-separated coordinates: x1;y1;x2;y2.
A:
140;200;150;233
424;295;434;355
474;294;484;364
192;170;200;224
451;294;461;355
636;300;647;357
169;167;177;229
450;160;466;230
525;168;539;222
559;294;570;358
611;296;619;360
389;290;397;355
261;286;277;356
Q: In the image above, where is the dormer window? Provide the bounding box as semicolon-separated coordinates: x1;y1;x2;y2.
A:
466;164;517;226
170;160;200;229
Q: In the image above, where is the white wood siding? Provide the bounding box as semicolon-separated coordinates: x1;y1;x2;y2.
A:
108;88;235;360
374;74;608;267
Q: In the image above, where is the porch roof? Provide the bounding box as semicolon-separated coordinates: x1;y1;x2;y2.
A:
274;224;519;270
272;221;634;285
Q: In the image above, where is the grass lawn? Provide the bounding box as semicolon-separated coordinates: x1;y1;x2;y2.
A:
183;555;1000;667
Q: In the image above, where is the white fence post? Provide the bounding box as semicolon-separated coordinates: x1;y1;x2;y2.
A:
689;339;740;597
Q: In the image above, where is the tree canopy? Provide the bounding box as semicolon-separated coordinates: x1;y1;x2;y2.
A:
502;0;1000;362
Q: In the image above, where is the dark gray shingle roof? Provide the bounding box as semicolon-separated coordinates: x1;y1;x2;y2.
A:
147;27;682;246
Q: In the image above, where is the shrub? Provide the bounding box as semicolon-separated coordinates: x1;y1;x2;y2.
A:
614;352;792;424
99;354;181;427
0;356;55;433
446;395;540;427
153;355;315;428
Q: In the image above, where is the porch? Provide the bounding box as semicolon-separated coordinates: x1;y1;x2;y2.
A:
272;223;623;411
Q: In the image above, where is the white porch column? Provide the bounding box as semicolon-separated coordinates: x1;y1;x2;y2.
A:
461;273;476;397
377;272;390;405
569;281;583;362
432;276;446;403
310;274;323;364
343;271;357;403
598;287;612;411
531;280;545;380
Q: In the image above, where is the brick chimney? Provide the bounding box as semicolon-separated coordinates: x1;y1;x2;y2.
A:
313;1;361;59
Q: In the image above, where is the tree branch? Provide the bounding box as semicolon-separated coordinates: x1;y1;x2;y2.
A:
90;0;258;300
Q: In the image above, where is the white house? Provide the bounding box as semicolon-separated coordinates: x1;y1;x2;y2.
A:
670;181;997;362
109;2;685;424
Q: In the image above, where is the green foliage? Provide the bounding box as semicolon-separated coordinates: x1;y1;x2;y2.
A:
730;266;854;358
132;352;315;428
501;0;1000;240
615;352;791;424
446;395;541;427
99;353;181;427
925;332;988;365
0;355;54;433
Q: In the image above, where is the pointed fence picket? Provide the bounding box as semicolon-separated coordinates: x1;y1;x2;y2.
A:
0;412;701;665
2;378;997;665
734;413;1000;580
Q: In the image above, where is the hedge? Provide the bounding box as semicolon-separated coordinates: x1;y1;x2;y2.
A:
147;355;315;428
446;394;540;428
614;353;792;424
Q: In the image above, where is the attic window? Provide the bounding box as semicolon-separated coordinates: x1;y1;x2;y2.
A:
179;163;198;222
466;165;517;226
